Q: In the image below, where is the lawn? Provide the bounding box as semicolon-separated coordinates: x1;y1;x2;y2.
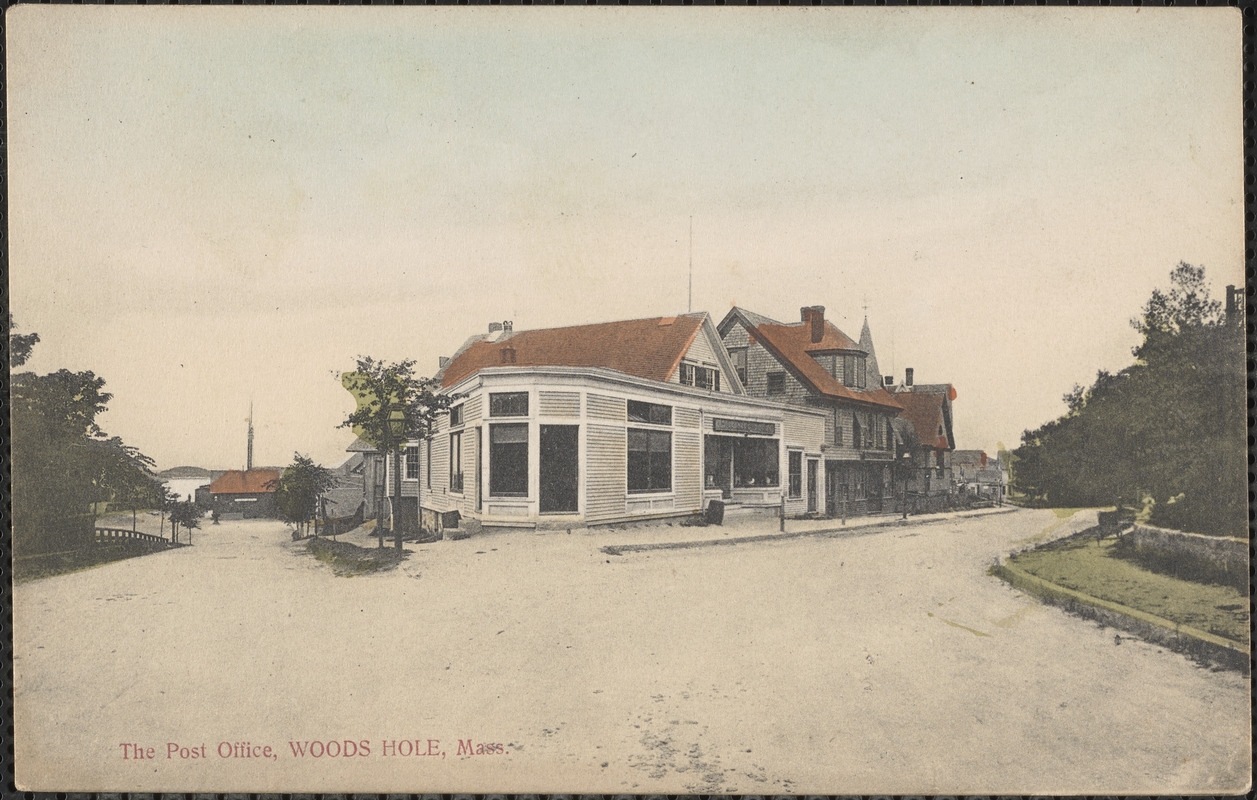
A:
1007;536;1249;644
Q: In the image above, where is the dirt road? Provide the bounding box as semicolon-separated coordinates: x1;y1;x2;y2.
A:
13;509;1250;793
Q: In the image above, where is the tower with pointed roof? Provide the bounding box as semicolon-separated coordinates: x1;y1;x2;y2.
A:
858;316;883;389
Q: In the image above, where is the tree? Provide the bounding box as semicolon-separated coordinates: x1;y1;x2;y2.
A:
156;483;179;541
269;452;336;538
340;357;456;550
1012;263;1245;535
8;314;39;369
10;320;158;554
169;500;201;545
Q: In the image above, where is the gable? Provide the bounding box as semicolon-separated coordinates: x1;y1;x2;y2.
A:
670;316;743;393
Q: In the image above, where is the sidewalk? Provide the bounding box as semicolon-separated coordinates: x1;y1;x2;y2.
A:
593;505;1021;555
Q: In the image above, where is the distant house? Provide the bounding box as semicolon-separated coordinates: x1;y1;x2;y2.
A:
889;374;957;512
206;468;280;519
320;451;368;520
406;313;827;530
718;305;903;517
953;449;1007;501
344;437;386;519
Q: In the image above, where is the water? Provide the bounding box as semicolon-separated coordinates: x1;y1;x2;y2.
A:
164;477;211;502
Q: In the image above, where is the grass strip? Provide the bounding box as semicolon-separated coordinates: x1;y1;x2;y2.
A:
307;536;408;576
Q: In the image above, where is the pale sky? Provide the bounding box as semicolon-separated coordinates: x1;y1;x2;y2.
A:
8;7;1243;471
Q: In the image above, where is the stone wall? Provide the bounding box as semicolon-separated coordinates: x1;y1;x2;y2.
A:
1124;524;1248;586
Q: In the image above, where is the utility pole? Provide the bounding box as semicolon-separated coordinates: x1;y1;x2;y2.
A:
688;216;693;313
247;402;254;471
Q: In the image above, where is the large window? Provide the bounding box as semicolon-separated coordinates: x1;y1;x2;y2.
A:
628;400;672;426
489;392;528;417
404;446;420;480
788;451;803;498
733;438;779;488
449;432;464;492
449;404;463;426
628;429;671;493
490;423;528;496
680;363;721;391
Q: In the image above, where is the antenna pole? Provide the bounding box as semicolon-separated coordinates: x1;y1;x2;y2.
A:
247;401;254;471
687;216;693;313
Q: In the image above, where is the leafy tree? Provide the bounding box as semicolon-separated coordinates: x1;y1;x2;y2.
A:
340;357;456;549
1013;263;1245;535
269;452;336;538
112;468;162;532
10;321;158;553
169;500;202;544
8;314;39;369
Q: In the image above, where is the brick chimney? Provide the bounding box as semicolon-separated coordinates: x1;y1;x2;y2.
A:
438;356;451;369
500;345;517;364
800;305;825;343
905;367;914;387
1225;285;1240;320
489;322;504;333
503;320;514;332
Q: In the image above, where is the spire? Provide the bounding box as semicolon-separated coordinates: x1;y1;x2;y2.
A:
859;315;883;387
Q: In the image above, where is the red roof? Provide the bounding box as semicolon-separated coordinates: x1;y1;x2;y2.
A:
440;315;706;388
748;321;902;410
207;469;280;495
893;390;953;450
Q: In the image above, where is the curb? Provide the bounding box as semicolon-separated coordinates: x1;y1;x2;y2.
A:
601;506;1020;556
992;560;1249;660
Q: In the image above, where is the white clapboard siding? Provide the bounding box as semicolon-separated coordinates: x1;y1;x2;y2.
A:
462;395;483;422
539;391;581;418
587;393;625;422
674;407;700;429
585;423;627;521
674;430;702;512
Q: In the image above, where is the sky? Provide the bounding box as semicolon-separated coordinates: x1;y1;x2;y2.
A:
8;7;1243;471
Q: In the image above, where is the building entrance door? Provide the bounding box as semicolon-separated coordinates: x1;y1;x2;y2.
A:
539;425;579;513
704;436;734;499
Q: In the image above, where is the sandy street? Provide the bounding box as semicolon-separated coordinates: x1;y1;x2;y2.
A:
12;508;1250;794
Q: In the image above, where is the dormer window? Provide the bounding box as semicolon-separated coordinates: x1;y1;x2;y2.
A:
680;362;720;391
841;354;866;389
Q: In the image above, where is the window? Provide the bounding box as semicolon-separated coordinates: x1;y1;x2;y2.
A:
426;439;433;489
840;355;867;389
766;372;785;395
449;432;464;492
730;348;748;385
734;438;780;487
853;414;863;449
627;429;671;493
404;446;420;480
628;400;672;426
449;404;463;426
489;423;528;496
788;451;803;498
489;392;528;417
833;409;844;445
680;362;721;391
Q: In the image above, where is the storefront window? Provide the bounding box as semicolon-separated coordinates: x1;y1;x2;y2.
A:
489;423;528;496
733;438;779;488
628;429;671;493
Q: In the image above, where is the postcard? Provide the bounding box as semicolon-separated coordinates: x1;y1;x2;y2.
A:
7;5;1249;794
